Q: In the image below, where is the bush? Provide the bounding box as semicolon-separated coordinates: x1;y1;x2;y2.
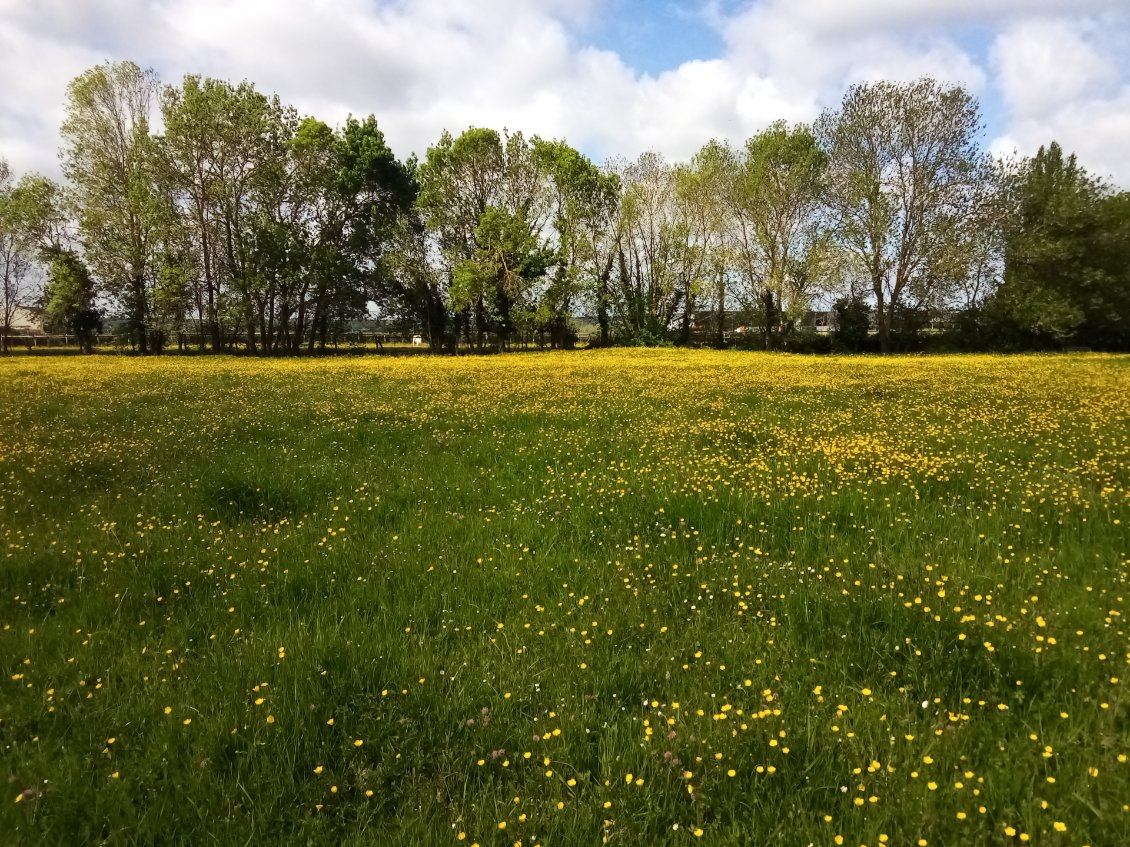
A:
622;328;673;347
832;296;873;352
786;330;832;354
889;304;932;352
729;330;763;351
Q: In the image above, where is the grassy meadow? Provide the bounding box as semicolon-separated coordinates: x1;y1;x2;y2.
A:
1;350;1128;846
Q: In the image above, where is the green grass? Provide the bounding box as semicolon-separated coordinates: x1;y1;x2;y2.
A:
1;350;1128;846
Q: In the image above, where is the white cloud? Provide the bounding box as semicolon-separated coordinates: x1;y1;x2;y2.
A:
991;92;1130;186
0;0;1127;186
988;14;1130;184
992;18;1116;116
737;0;1125;34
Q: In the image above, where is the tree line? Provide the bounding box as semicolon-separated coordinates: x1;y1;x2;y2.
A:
2;61;1128;355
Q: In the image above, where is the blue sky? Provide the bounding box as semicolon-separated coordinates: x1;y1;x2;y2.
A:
1;0;1128;184
580;0;1084;168
588;1;729;74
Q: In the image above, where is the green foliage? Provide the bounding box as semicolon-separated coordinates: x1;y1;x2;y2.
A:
62;61;167;353
40;249;102;351
0;167;43;348
20;64;1130;356
621;327;674;347
816;78;986;352
990;142;1130;350
782;329;832;354
832;294;872;352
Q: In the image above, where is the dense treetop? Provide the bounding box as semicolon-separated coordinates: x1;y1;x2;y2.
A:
1;61;1127;354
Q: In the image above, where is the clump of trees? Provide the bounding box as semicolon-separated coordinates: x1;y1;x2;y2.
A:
1;60;1127;355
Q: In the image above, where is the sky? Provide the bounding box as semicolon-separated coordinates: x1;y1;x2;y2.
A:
1;0;1128;185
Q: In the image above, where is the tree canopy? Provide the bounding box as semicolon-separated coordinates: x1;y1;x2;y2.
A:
2;61;1127;355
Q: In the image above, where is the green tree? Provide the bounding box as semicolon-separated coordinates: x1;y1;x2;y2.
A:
0;168;70;352
0;162;35;352
61;61;166;353
717;121;832;350
41;248;101;353
375;213;452;352
418;128;551;350
832;294;872;352
533;139;619;348
283;115;415;353
610;151;689;342
991;142;1130;349
449;205;553;349
815;78;986;353
673;146;731;346
160;75;293;351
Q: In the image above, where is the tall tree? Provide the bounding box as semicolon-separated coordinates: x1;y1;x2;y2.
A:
0;167;71;351
160;76;292;351
673;147;730;345
418;128;551;350
375;212;452;352
288;115;416;352
611;151;688;342
533;139;619;348
0;160;35;352
990;142;1130;349
719;122;832;350
815;78;985;352
41;248;101;354
61;61;166;353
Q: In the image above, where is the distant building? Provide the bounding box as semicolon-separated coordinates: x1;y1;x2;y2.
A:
801;310;834;333
690;310;747;333
7;306;42;333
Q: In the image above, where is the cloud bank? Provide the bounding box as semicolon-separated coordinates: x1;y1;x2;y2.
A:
1;0;1127;184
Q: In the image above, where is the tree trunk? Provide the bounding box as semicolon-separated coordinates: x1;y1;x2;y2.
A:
135;275;149;355
875;289;890;353
597;252;614;347
199;214;222;354
714;268;725;348
761;289;775;351
427;297;447;354
679;290;693;346
244;294;257;353
474;296;485;352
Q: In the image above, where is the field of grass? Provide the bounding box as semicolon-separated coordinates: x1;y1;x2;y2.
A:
1;350;1128;846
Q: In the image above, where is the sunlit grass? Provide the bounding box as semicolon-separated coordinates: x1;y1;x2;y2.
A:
1;350;1128;846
